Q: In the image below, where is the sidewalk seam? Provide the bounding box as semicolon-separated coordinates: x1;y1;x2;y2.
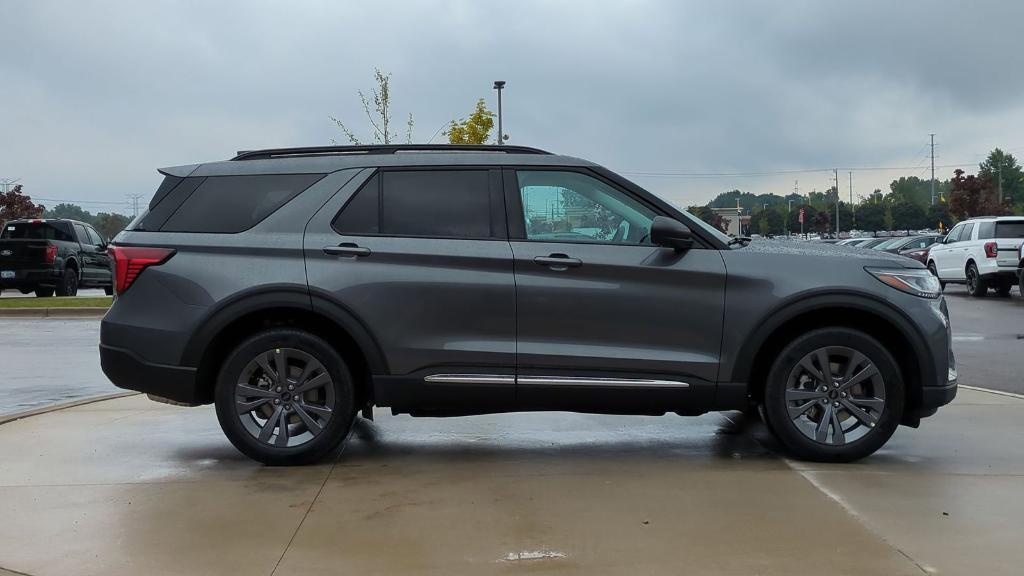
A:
0;392;139;426
960;384;1024;400
269;459;339;576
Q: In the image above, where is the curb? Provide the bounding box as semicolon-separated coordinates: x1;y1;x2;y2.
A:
0;307;108;318
0;391;139;426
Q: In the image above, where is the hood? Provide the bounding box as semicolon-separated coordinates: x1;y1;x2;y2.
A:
738;239;924;268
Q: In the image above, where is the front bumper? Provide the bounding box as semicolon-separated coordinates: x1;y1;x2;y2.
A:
99;343;201;404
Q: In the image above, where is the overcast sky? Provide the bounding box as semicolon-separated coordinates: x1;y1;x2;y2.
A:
3;0;1024;215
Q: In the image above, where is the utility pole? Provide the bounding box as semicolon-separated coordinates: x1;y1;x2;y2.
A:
930;133;936;205
834;168;840;237
493;81;506;145
126;194;144;218
998;158;1004;205
0;177;21;194
849;171;855;227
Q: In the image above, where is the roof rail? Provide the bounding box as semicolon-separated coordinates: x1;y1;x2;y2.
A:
232;144;551;161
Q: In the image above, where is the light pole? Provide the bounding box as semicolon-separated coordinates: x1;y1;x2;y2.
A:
493;81;505;145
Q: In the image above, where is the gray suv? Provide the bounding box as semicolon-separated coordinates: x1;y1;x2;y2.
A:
100;144;957;465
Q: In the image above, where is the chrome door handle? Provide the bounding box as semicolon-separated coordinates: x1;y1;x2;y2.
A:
534;254;582;269
323;243;371;257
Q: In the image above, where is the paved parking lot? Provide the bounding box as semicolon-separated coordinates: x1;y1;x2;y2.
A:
0;284;1021;575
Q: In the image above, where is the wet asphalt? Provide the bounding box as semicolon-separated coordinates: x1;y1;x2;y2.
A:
0;284;1021;416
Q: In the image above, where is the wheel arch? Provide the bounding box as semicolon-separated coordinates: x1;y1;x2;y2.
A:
181;286;388;405
734;292;934;419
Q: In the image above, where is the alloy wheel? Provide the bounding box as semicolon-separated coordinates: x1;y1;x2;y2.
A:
784;346;886;446
234;347;335;448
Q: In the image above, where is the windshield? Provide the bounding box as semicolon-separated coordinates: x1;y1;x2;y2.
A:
873;238;904;249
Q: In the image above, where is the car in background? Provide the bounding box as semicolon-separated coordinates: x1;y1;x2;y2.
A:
839;237;877;247
0;219;113;297
873;235;942;255
856;238;889;249
928;216;1024;297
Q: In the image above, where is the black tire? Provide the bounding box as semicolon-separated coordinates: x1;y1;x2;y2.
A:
34;286;54;298
215;328;355;466
55;268;78;297
762;327;905;463
965;262;987;297
1019;268;1024;297
927;261;944;290
103;285;114;296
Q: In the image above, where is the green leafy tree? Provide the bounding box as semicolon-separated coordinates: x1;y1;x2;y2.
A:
888;176;949;209
855;202;886;232
93;212;131;240
446;99;495;145
330;68;414;144
978;148;1024;206
0;185;45;223
890;201;927;231
749;208;784;236
926;203;953;232
45;202;92;221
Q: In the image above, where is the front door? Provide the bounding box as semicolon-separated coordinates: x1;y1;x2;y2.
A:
304;167;516;414
506;169;727;414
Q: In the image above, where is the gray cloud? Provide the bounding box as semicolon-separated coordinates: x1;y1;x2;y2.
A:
2;0;1022;212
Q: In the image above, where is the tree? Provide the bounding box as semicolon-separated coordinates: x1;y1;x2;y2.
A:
93;212;131;239
45;203;92;221
446;99;495;145
812;209;831;234
888;176;949;209
855;202;885;232
687;205;724;231
926;203;953;232
330;68;414;144
949;168;1005;220
0;185;45;223
890;200;927;231
978;148;1024;206
749;208;784;236
785;204;816;234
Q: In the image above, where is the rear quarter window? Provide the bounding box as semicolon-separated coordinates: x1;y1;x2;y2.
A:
159;174;325;233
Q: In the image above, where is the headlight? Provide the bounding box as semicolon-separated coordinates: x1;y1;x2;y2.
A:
866;267;942;299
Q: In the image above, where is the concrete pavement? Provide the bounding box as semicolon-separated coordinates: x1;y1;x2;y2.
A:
1;387;1021;576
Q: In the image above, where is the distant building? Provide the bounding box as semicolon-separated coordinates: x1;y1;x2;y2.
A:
710;207;751;236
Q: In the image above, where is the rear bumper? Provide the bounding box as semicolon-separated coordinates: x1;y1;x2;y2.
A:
0;267;61;288
99;343;201;404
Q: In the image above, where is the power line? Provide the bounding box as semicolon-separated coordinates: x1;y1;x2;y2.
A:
34;197;126;206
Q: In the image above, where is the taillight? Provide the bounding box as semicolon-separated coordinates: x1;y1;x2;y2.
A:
44;245;58;264
984;242;998;258
108;246;175;295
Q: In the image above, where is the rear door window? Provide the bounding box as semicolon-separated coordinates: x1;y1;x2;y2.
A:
160;174;324;233
994;221;1024;238
381;170;493;238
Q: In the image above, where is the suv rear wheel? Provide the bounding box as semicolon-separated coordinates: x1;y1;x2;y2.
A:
763;328;904;462
215;328;355;466
965;262;987;297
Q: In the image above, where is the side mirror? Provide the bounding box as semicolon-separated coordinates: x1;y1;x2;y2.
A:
650;216;694;251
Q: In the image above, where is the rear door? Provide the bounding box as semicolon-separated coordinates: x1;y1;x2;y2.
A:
304;167;516;413
506;168;726;414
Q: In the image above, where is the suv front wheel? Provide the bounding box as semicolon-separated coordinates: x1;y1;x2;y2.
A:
215;328;355;466
763;328;904;462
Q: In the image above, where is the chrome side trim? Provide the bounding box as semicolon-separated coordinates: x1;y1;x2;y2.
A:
423;374;515;385
516;376;689;388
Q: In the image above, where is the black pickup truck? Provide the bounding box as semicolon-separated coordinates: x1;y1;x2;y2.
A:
0;219;113;297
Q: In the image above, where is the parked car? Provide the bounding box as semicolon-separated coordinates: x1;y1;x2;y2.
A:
927;216;1024;297
872;235;942;255
99;144;957;465
856;238;889;249
838;238;874;247
0;219;113;296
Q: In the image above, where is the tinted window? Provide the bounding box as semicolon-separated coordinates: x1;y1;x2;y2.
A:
994;221;1024;238
333;174;380;234
516;170;656;245
945;225;963;243
379;170;492;238
86;227;104;245
961;222;975;241
150;175;183;209
977;221;995;239
161;174;324;233
74;224;90;243
1;222;74;241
